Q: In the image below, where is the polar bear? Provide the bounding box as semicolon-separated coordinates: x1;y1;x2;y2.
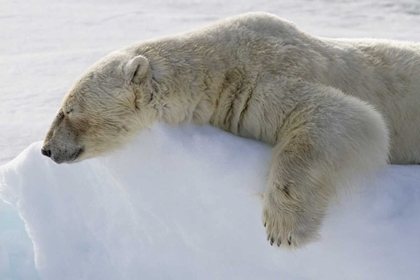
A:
42;12;420;248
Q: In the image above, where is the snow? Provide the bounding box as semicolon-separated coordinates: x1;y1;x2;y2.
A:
1;125;420;279
2;125;420;280
1;0;420;279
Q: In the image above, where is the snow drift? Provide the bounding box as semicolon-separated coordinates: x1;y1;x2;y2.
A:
1;124;420;279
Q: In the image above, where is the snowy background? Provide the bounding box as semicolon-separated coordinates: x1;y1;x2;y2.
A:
1;0;420;279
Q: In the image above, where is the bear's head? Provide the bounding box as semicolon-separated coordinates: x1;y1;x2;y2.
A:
41;52;157;164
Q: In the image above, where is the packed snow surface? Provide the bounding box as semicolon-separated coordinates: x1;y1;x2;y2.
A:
1;125;420;280
1;0;420;279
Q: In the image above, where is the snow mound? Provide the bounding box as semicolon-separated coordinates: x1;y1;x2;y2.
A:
1;124;420;280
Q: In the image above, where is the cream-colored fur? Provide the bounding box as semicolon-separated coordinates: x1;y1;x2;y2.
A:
42;12;420;248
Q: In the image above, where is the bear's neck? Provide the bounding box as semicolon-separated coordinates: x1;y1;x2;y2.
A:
135;38;233;127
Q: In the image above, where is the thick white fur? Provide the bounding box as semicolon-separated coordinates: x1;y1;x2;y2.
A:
43;12;420;248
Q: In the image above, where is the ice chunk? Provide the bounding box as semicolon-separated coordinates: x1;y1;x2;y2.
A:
0;124;419;280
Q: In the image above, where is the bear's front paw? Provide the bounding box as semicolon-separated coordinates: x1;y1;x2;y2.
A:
262;191;321;248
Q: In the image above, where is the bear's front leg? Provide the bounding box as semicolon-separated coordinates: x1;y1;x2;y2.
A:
262;84;389;248
263;133;329;248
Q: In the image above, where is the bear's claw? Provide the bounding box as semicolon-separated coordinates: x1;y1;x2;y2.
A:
262;191;321;249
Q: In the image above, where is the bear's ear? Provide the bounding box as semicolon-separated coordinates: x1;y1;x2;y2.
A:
123;55;151;84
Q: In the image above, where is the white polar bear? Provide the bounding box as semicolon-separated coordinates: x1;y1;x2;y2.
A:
42;12;420;248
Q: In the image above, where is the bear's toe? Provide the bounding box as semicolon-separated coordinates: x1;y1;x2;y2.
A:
262;198;320;249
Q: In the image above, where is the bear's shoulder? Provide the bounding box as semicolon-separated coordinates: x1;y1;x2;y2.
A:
207;12;298;35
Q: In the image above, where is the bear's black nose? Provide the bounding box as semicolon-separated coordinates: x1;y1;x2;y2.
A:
41;147;51;158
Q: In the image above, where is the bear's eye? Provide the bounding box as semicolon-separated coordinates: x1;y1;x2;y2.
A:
65;108;73;115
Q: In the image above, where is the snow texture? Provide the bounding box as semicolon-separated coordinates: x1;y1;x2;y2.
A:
1;125;420;280
1;0;420;279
